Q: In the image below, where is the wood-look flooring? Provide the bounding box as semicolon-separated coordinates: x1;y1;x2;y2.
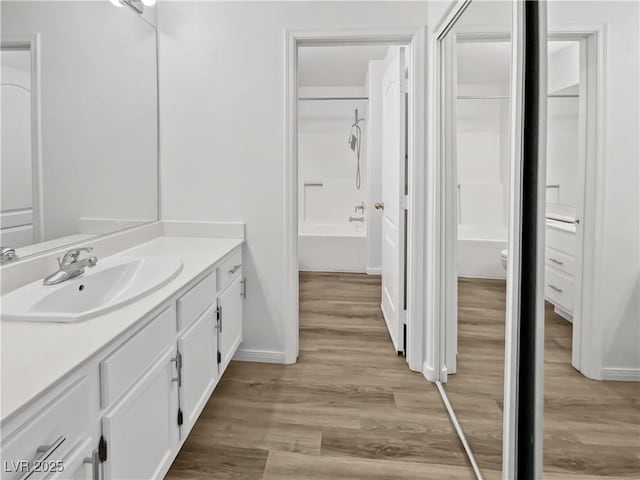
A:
166;272;473;479
446;277;640;479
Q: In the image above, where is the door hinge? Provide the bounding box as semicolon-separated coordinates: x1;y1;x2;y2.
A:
402;195;409;210
241;278;247;299
98;435;107;463
217;350;221;364
177;408;183;426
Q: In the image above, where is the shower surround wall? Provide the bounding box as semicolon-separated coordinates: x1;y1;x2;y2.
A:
456;83;510;279
298;94;368;272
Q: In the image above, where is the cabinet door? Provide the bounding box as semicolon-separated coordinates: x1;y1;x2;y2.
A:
102;347;179;480
177;305;218;435
218;277;243;374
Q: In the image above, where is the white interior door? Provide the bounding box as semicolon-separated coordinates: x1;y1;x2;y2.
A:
381;46;406;353
1;48;35;247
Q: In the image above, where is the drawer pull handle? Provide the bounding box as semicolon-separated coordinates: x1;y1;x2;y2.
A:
549;258;564;266
548;284;563;293
228;264;241;274
171;351;182;387
17;436;66;480
83;449;100;480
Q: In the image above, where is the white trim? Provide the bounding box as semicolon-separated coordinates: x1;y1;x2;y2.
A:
233;349;286;364
366;267;381;276
284;30;299;365
501;4;525;476
284;28;427;372
600;368;640;382
299;267;366;274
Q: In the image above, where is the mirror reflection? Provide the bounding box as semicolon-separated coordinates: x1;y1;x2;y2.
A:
441;1;640;478
1;1;158;260
543;1;640;475
441;1;513;477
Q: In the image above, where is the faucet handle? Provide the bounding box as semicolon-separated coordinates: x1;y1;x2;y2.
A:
60;247;94;265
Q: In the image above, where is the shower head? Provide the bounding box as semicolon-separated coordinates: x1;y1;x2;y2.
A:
350;134;357;151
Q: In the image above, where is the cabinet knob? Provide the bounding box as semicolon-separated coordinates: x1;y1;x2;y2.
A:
374;202;384;210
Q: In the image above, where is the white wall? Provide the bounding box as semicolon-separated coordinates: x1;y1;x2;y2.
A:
158;1;429;357
1;2;158;245
365;60;384;274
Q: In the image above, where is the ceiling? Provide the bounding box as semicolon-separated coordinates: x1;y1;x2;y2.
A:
456;41;578;86
298;45;390;87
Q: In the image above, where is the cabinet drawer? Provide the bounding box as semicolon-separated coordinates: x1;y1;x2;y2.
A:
100;306;175;407
217;248;242;294
1;378;90;480
545;247;575;276
546;224;575;255
177;271;217;332
545;267;574;313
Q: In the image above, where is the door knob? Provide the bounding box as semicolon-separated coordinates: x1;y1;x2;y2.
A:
375;202;384;210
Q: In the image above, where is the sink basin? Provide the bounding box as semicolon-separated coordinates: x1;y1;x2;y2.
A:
1;256;183;323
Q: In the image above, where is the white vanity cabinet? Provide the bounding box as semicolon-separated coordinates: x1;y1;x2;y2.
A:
1;243;244;480
217;249;244;375
0;376;93;480
545;220;576;320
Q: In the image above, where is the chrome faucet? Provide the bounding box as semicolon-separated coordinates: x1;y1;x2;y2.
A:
1;247;18;265
349;216;365;223
43;247;98;286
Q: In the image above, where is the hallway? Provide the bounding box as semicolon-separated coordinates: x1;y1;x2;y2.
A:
166;272;473;479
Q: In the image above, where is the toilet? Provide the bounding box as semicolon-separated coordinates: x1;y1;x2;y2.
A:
500;249;508;270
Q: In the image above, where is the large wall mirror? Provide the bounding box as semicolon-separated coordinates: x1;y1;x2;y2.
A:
1;1;158;260
438;0;640;477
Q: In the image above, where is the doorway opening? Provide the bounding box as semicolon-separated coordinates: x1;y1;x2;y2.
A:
284;29;426;371
297;42;409;359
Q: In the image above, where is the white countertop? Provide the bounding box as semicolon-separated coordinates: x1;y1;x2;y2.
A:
1;236;243;423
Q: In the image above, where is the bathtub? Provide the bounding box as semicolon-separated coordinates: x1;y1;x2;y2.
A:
299;222;367;273
457;226;507;279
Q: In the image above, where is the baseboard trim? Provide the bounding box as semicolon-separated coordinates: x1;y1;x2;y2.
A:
233;349;286;364
422;361;438;382
299;267;367;274
600;367;640;382
366;267;382;275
